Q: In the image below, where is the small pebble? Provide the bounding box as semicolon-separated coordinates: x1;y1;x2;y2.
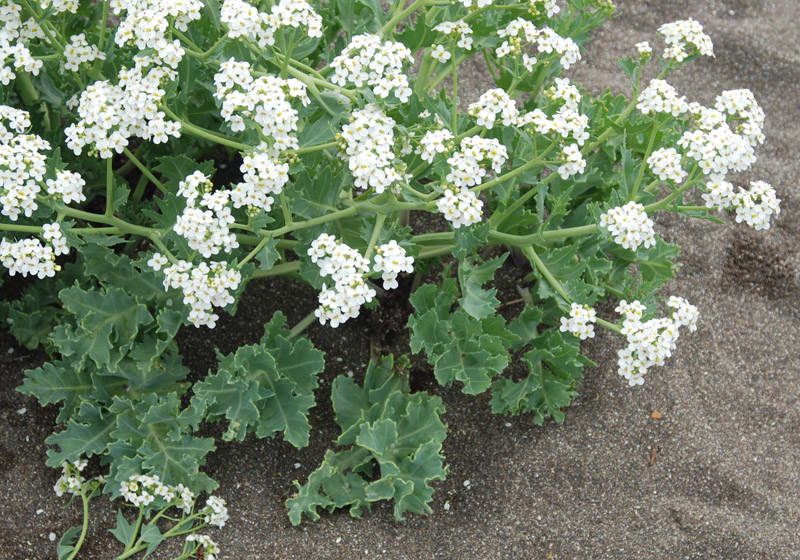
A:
336;537;342;544
346;370;353;377
505;422;512;427
17;408;26;415
7;347;13;354
36;509;44;515
336;357;343;362
48;533;56;542
293;463;301;469
444;501;451;511
463;479;471;487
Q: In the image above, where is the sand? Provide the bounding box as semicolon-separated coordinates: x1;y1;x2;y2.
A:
1;1;799;558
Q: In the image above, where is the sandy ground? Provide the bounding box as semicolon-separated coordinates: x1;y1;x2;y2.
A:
2;1;799;558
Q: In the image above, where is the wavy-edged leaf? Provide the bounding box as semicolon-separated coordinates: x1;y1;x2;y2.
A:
286;355;447;525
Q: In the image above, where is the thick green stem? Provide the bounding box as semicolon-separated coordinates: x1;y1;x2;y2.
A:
287;310;318;340
630;121;658;201
251;261;301;279
596;317;623;334
122;147;166;193
105;158;114;217
161;105;253;152
294;141;338;155
64;477;91;560
522;245;570;303
379;0;427;38
364;213;386;259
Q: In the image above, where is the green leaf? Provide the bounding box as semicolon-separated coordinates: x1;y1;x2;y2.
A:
46;402;115;467
617;56;638;89
140;524;165;557
194;314;323;447
490;330;592;425
18;362;92;422
57;527;82;560
109;510;136;546
255;237;279;270
409;284;514;395
58;285;154;369
286;355;447;525
457;253;507;319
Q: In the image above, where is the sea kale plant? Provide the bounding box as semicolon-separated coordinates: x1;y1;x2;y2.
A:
0;0;782;556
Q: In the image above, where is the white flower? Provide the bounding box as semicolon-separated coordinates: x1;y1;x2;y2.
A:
637;79;688;117
468;88;519;129
559;303;597;340
599;202;657;252
732;180;781;231
331;34;413;102
186;535;220;560
647;147;686;183
615;297;699;386
203;496;229;527
373;241;414;289
431;44;451;63
308;234;376;327
340;105;403;194
658;19;714;62
437;185;483;228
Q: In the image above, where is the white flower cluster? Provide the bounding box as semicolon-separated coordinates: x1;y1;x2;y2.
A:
331;34;413;102
431;20;473;63
715;89;765;146
437;185;483;228
0;2;44;85
468;88;519;129
46;169;87;205
701;177;781;230
518;78;589;146
678;106;755;177
446;136;507;188
186;535;221;560
732;180;781;231
40;0;79;13
65;57;181;158
121;473;193;508
150;256;242;328
647;147;686;183
174;171;239;258
63;33;106;72
53;459;88;498
700;174;735;209
497;18;580;70
599;201;656;251
221;0;322;47
636;79;688;117
213;58;309;150
340;104;403;193
231;144;289;213
417;129;454;163
0;107;49;220
460;0;493;8
635;41;652;55
307;234;376;327
373;240;414;289
557;143;586;179
203;495;229;527
111;0;201;67
657;19;714;62
616;297;698;386
559;303;596;340
1;223;67;278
